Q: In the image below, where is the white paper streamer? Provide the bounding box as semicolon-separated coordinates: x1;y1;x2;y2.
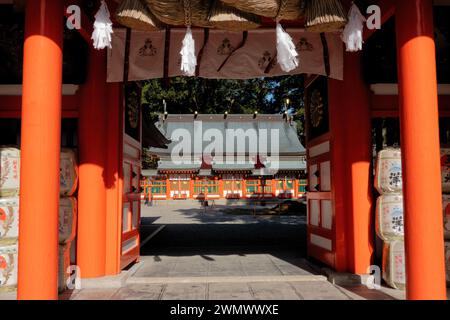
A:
341;3;366;52
276;23;299;72
91;0;114;50
180;27;197;76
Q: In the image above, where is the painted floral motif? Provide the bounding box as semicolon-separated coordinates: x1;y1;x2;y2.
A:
0;206;14;238
0;254;14;286
0;256;5;269
394;252;405;283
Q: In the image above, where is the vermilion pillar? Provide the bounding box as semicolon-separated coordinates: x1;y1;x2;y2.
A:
77;48;108;278
343;52;374;275
328;52;373;274
18;0;64;300
105;83;122;276
396;0;447;300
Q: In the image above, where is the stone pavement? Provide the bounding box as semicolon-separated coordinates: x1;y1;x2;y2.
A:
57;247;407;300
99;200;408;300
0;200;415;300
140;199;308;254
65;281;377;301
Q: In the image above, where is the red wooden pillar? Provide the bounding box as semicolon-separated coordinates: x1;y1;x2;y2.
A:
218;179;224;198
343;52;374;274
328;52;373;274
271;180;277;197
18;0;64;300
166;177;171;199
77;48;108;278
396;0;447;300
105;82;122;276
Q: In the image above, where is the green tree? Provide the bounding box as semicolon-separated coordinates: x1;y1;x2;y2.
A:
141;75;305;135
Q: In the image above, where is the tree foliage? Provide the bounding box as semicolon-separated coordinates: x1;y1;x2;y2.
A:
141;75;305;131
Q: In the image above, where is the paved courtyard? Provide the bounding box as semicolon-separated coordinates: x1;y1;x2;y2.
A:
0;200;413;300
67;200;408;300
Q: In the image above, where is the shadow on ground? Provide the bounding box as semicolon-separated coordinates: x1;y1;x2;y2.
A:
139;204;311;277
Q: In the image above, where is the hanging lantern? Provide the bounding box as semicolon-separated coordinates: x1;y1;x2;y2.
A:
115;0;163;31
305;0;347;33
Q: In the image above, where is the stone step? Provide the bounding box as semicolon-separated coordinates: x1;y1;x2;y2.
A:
126;274;327;285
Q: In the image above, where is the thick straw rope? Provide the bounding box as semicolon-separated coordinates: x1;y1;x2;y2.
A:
275;0;289;22
183;0;192;26
305;0;347;32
